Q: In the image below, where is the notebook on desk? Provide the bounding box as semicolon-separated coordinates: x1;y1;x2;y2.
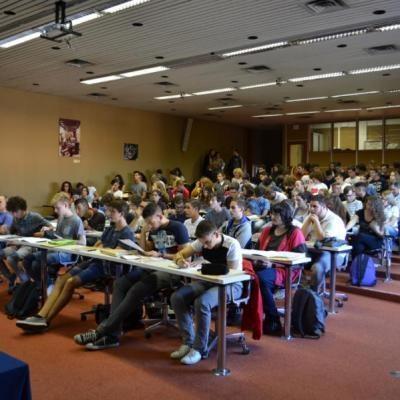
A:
242;249;306;262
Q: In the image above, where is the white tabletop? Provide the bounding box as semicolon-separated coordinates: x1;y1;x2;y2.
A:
306;241;352;252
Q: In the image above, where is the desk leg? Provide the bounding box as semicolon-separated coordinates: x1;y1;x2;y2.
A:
329;253;337;314
40;249;48;306
212;285;230;377
282;265;293;341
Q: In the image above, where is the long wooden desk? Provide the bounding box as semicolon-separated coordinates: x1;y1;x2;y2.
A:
0;235;249;377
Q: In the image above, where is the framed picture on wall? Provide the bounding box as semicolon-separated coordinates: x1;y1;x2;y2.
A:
59;118;81;157
124;143;138;160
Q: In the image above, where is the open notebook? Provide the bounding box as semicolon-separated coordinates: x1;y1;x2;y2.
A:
242;249;306;262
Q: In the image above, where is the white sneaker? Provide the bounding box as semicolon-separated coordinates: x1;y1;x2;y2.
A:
180;348;202;365
170;344;191;359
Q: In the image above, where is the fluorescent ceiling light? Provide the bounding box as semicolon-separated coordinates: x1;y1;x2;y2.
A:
286;96;328;102
286;111;320;115
103;0;151;14
81;75;122;84
154;94;192;100
366;105;400;110
376;24;400;32
325;108;362;112
121;66;169;78
222;41;288;57
208;105;243;110
252;114;283;118
297;29;368;45
331;91;380;98
0;31;41;48
72;12;102;26
288;72;345;82
193;88;236;96
349;64;400;75
388;89;400;93
239;82;281;90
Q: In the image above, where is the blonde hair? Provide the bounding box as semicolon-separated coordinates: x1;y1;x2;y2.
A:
233;168;244;178
51;193;70;206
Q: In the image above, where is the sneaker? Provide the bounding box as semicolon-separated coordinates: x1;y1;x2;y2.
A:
170;344;191;359
74;330;100;346
85;335;119;351
16;315;48;332
180;348;202;365
263;318;282;336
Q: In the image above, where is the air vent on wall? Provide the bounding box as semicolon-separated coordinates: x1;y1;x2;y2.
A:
154;81;178;86
244;65;271;73
65;59;94;68
304;0;348;14
365;44;399;55
337;99;359;104
87;92;107;97
216;97;235;102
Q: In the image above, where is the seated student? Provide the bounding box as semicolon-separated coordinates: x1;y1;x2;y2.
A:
293;191;311;225
222;199;252;248
98;192;114;216
214;172;230;194
245;185;270;217
75;198;106;232
324;169;335;189
308;172;328;195
347;196;385;257
126;195;145;234
0;195;15;288
334;172;351;196
131;171;147;199
254;202;307;335
169;221;243;365
388;182;400;210
265;185;287;206
301;195;346;292
16;200;134;333
78;186;92;207
382;191;399;239
342;186;363;218
73;203;189;350
354;181;371;204
325;194;349;225
0;196;53;286
345;166;360;186
224;182;240;209
172;179;190;200
368;168;387;194
204;193;231;228
183;200;203;239
23;194;86;288
59;181;73;198
166;198;186;223
150;189;167;211
113;174;125;192
107;178;124;199
231;167;244;188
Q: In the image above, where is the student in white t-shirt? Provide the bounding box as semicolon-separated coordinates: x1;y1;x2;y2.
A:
107;179;123;199
382;190;399;237
302;195;346;292
308;172;328;195
342;186;363;219
183;199;203;239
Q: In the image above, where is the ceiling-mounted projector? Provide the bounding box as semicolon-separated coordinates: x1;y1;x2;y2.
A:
40;0;81;43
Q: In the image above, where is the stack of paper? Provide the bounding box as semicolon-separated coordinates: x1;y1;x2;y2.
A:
242;249;306;262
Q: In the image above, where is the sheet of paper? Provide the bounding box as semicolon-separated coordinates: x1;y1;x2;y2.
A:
119;238;145;253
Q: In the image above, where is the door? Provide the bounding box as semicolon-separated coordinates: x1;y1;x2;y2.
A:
288;141;306;168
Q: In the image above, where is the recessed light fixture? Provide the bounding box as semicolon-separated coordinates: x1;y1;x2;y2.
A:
132;22;143;26
331;90;380;98
208;105;243;110
32;83;40;86
192;87;236;96
121;65;169;77
288;72;345;82
239;82;278;90
388;89;400;93
286;96;328;102
376;23;400;32
51;46;60;50
286;111;320;115
154;94;192;100
349;64;400;74
248;35;258;40
373;10;386;15
81;75;122;85
72;12;102;26
337;44;347;48
155;56;164;59
103;0;151;14
4;10;16;15
238;62;247;65
366;104;400;110
297;29;368;45
222;41;288;57
252;114;284;118
324;108;362;112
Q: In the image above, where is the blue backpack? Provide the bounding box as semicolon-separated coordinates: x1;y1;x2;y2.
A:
350;254;376;287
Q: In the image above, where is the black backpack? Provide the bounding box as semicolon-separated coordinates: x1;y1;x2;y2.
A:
291;288;326;339
5;281;40;319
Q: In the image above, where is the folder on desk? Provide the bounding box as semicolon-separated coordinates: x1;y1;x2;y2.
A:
47;239;77;247
99;248;130;257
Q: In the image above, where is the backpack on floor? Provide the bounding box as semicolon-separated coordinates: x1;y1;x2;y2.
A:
350;254;376;287
5;281;40;319
291;288;326;339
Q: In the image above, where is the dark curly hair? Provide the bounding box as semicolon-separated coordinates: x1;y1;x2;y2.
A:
270;200;293;229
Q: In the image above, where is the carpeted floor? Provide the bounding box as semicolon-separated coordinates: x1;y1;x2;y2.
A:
0;285;399;400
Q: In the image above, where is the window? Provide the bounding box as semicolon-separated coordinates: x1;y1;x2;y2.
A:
385;118;400;150
359;120;383;150
333;121;356;150
311;123;331;152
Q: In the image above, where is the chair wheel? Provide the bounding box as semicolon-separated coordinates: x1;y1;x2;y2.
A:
337;302;344;308
81;315;87;321
241;347;250;355
145;332;152;339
